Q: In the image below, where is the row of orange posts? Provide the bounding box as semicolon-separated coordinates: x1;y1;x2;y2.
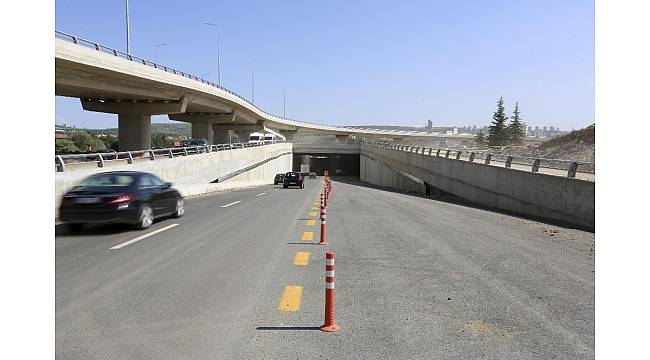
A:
319;172;339;332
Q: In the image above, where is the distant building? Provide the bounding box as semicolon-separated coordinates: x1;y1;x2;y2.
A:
426;119;433;131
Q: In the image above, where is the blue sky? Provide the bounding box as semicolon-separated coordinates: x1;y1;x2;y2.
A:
55;0;594;130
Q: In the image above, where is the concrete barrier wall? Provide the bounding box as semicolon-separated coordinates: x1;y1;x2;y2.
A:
55;143;292;214
360;144;595;231
360;154;426;194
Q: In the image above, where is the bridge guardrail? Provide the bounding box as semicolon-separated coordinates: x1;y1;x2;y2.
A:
365;141;594;179
54;140;283;172
55;31;332;129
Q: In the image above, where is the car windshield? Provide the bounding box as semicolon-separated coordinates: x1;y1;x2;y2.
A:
250;136;262;141
78;174;136;187
264;136;273;140
188;140;203;146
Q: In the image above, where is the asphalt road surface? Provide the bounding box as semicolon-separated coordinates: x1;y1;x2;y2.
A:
56;177;594;359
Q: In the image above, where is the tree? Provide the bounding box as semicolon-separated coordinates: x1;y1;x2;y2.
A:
55;139;78;153
67;130;107;152
68;130;93;150
475;130;486;148
506;102;525;145
487;96;509;147
151;133;169;148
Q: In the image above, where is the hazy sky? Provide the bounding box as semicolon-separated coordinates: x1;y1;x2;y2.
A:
55;0;594;130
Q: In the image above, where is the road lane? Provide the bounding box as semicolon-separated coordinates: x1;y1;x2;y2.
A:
56;181;322;359
56;177;594;359
237;178;594;360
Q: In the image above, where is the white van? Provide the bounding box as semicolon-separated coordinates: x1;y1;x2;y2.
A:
248;132;265;144
263;133;277;142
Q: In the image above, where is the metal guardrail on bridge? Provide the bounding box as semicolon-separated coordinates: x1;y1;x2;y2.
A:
56;30;327;129
55;140;283;172
365;141;595;179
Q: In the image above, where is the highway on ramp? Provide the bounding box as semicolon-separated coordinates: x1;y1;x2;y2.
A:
56;177;594;359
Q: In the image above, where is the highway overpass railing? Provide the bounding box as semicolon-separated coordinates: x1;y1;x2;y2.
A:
365;141;595;179
54;140;283;172
56;30;323;128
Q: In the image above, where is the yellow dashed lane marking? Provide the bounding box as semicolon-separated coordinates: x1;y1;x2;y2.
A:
293;252;310;266
306;220;316;226
309;211;317;217
278;285;303;311
301;232;314;241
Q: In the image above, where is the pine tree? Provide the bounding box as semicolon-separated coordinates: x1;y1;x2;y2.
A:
475;130;486;148
487;96;508;146
506;102;525;145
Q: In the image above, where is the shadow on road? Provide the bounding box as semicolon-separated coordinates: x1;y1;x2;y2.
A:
286;242;321;245
256;326;320;331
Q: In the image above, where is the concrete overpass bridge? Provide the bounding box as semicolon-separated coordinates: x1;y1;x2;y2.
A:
56;31;542;150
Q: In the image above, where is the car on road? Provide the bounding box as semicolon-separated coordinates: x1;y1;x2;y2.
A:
59;171;184;231
308;172;317;179
283;172;304;188
273;173;285;185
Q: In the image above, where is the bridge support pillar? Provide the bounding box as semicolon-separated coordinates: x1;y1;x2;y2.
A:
213;128;231;144
191;122;215;144
118;114;151;151
335;135;349;144
279;130;297;142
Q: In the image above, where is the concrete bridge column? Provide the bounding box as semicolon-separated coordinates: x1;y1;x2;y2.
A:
213;128;231;144
335;134;350;144
279;130;297;142
191;122;214;144
117;114;151;151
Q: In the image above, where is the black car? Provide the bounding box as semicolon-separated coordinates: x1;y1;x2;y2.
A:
59;171;184;231
283;172;304;189
274;173;285;185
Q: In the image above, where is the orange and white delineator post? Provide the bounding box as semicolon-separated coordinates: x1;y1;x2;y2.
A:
320;252;340;332
324;187;328;208
319;203;327;245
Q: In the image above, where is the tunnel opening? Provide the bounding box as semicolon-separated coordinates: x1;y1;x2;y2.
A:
292;153;360;177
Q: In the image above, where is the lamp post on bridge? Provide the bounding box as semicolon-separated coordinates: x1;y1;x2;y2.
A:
125;0;131;55
243;59;255;105
154;42;168;63
204;22;221;86
275;84;286;118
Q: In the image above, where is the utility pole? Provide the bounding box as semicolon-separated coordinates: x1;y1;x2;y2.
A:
243;60;255;104
204;22;221;86
126;0;131;55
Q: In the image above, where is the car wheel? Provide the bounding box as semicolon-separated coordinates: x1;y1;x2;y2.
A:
68;223;83;233
136;204;154;229
173;198;184;218
300;183;304;188
283;184;288;188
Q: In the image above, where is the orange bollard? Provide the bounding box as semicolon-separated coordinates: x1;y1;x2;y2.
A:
319;204;327;245
321;252;340;332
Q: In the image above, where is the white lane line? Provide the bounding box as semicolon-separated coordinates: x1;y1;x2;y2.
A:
221;200;242;208
110;224;179;250
274;189;280;191
256;192;267;197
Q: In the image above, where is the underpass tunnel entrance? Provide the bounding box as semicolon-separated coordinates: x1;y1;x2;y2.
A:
293;153;360;177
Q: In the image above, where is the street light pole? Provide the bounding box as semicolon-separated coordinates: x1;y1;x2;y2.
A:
154;42;168;63
204;22;221;86
275;84;286;118
243;60;254;104
126;0;131;55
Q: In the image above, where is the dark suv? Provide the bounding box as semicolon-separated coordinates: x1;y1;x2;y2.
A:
283;172;304;189
274;173;285;185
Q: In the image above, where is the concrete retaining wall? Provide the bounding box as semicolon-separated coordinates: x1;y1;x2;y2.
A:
360;144;595;231
360;154;426;194
55;143;292;214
